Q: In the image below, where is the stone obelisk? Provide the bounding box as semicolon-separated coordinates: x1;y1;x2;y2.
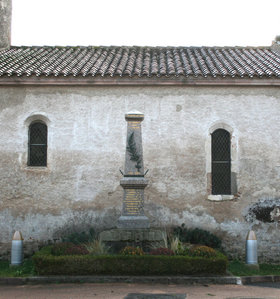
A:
117;111;150;229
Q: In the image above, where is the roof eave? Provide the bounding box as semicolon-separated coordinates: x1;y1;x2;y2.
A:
0;76;280;86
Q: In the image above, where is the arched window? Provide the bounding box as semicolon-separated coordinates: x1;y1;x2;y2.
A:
211;129;231;195
28;122;47;166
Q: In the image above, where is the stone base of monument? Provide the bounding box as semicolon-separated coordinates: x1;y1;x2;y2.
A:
117;216;150;229
99;228;167;253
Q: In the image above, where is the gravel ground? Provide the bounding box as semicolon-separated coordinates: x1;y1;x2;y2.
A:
0;282;279;299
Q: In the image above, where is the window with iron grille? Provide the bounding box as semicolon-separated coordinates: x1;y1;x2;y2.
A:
28;122;47;166
211;129;231;195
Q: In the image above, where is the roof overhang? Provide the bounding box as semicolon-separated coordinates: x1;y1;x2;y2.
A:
0;76;280;86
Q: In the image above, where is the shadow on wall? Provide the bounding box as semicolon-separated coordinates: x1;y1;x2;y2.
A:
52;208;120;242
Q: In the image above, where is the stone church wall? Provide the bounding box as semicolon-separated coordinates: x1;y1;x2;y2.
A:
0;85;279;261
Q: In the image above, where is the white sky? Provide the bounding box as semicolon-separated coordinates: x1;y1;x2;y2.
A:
12;0;280;47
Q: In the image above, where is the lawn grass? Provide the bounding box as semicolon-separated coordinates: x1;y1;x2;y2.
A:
229;260;280;276
0;259;35;277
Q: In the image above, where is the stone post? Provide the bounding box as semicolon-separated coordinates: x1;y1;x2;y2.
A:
245;230;259;269
11;231;23;266
0;0;12;50
117;111;150;229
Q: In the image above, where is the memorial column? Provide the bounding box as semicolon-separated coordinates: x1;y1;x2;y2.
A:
117;111;150;229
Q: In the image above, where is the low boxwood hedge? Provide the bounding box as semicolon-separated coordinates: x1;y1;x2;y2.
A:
33;246;227;275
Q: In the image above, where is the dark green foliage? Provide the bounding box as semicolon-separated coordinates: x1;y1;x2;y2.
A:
51;243;89;256
62;228;96;244
150;248;175;256
126;132;142;171
33;246;227;275
173;224;222;249
176;244;190;256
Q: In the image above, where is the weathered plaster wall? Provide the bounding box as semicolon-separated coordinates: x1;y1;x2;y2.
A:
0;85;279;260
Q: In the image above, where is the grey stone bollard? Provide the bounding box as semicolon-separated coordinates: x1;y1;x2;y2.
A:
11;231;23;266
246;230;258;266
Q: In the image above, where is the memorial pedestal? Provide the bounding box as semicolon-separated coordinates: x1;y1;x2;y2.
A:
117;177;150;229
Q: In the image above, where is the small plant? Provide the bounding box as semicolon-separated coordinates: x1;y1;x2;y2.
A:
150;248;174;256
152;230;189;255
51;242;89;256
84;239;110;255
15;269;23;277
120;246;144;256
170;236;180;253
188;245;217;258
176;246;190;256
175;242;190;256
173;224;222;249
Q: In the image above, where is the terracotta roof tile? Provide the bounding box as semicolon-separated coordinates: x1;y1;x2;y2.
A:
0;45;280;79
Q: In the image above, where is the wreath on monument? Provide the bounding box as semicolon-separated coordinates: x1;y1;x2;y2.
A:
127;132;142;171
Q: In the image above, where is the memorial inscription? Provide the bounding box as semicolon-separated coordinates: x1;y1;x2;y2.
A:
123;189;144;216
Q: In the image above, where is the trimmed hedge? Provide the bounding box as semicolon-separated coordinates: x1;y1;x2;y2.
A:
33;246;227;276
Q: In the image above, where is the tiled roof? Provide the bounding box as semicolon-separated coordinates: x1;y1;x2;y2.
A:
0;46;280;79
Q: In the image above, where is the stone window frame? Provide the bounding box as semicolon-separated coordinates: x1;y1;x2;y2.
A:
206;122;238;201
23;113;51;171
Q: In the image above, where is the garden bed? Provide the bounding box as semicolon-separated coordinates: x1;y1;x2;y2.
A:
33;246;227;276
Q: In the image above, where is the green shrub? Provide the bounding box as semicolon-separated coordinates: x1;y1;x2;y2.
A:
33;245;227;276
150;248;174;256
120;246;144;256
173;224;222;249
176;244;190;256
188;245;218;258
51;243;71;256
51;243;89;256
